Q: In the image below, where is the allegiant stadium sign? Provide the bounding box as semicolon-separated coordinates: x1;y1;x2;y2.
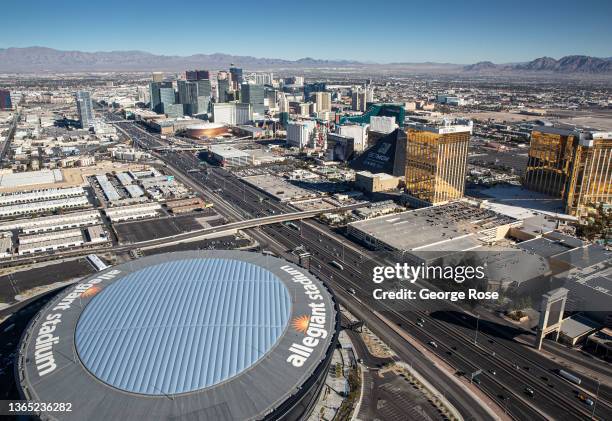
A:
33;269;122;377
280;265;329;368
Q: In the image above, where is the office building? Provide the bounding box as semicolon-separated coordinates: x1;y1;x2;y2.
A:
404;120;472;205
0;89;12;110
230;66;243;89
525;127;612;217
241;84;265;116
286;120;316;148
75;90;94;129
315;92;331;113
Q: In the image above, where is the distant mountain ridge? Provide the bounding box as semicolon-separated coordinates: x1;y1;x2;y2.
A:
0;47;362;72
463;55;612;74
0;47;610;74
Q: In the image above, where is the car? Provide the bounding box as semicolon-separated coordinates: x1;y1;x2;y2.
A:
524;387;535;397
416;321;424;327
417;318;425;324
348;288;357;295
489;370;497;375
428;341;438;349
473;377;481;385
578;393;594;406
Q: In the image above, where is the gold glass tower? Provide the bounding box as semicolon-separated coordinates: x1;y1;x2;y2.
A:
566;135;612;216
525;128;612;217
524;128;579;197
405;123;471;205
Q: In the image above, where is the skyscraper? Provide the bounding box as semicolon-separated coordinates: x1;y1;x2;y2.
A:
75;90;94;129
217;79;230;103
185;70;210;81
524;127;578;198
0;90;12;110
150;82;173;113
351;90;367;112
525;127;612;216
178;80;199;115
404;120;472;205
230;67;243;90
159;87;176;114
241;84;265;116
304;83;326;101
151;72;164;83
314;92;331;113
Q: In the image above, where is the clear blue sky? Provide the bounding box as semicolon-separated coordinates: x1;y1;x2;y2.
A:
3;0;611;64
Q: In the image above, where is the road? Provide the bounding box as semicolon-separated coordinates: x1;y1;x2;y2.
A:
111;115;612;421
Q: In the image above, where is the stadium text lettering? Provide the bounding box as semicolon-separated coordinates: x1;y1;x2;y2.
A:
280;265;329;368
33;269;121;377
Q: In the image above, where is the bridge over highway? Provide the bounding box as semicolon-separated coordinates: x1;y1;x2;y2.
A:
124;202;364;249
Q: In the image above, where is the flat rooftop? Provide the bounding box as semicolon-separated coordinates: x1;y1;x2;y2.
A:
0;169;63;189
348;201;517;251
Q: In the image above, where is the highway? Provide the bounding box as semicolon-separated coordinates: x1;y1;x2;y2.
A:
0;112;19;165
111;115;612;421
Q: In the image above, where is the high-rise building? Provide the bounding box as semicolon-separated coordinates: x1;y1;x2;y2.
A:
304;83;326;101
278;92;289;113
185;70;210;81
351;90;367;112
338;124;368;152
149;82;173;113
0;89;12;110
525;127;612;216
314;92;331;113
286;120;316;148
229;67;243;89
212;103;252;125
178;80;198;115
241;84;265;116
404;120;472;205
370;116;398;134
254;73;274;85
151;72;164;83
159;87;176;114
75;90;94;129
217;79;230;103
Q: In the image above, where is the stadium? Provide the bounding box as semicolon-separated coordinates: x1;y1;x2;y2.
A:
17;251;339;420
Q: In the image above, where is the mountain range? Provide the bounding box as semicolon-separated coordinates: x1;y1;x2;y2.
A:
0;47;611;74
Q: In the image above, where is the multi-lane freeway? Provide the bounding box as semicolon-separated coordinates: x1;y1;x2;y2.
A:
110;114;612;421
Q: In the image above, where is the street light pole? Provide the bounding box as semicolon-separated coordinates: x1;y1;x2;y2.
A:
474;315;480;345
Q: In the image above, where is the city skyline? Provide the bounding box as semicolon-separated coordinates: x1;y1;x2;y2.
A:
3;0;612;64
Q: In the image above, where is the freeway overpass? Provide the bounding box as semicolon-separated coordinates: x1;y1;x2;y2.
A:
125;202;364;249
0;203;364;268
